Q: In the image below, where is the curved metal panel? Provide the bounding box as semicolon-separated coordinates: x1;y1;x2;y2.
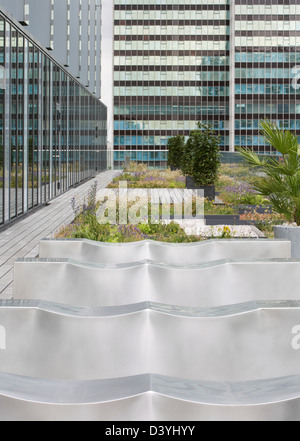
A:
6;239;300;420
1;372;300;421
14;258;300;307
39;238;291;265
0;300;300;382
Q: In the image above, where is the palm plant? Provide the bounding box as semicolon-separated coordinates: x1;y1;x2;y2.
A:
236;119;300;226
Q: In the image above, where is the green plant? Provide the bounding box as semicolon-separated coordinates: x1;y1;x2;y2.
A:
167;135;185;170
237;119;300;225
181;122;221;186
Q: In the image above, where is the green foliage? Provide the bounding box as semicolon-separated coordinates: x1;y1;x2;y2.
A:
58;215;202;244
181;122;221;186
167;135;185;169
237;119;300;225
107;165;186;189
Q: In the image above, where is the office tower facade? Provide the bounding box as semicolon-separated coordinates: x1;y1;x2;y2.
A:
0;4;107;227
113;0;300;168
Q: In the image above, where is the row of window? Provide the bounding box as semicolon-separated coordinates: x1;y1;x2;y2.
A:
115;0;293;15
114;71;229;82
115;84;300;97
235;103;300;114
235;52;300;63
115;2;297;16
115;25;229;36
113;150;168;166
235;134;300;146
235;4;298;15
115;103;300;116
114;134;228;146
235;119;300;130
115;55;229;67
114;85;229;97
235;36;300;48
114;119;300;132
114;120;228;131
236;68;298;79
115;21;300;38
235;84;300;95
114;50;229;66
115;39;229;52
114;104;229;115
236;21;300;32
115;0;229;4
115;10;228;21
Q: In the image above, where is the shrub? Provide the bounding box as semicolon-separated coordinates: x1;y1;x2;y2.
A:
167;135;185;169
181;122;221;186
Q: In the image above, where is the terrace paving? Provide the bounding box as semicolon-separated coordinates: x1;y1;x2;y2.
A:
0;170;121;300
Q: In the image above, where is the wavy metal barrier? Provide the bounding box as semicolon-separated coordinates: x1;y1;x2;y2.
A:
1;372;300;421
14;257;300;307
0;300;300;420
1;238;300;420
39;238;291;265
0;300;300;382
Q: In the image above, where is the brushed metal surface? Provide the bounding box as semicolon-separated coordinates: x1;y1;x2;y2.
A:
14;258;300;307
0;300;300;382
5;238;300;420
1;372;300;421
39;238;292;265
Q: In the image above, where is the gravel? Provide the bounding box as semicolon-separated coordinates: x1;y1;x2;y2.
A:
164;219;264;238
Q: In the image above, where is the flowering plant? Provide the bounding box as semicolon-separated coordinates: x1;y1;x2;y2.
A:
220;182;265;205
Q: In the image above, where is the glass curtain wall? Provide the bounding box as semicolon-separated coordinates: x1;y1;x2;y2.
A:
234;0;300;153
0;17;4;224
114;0;300;162
0;11;107;227
113;0;230;168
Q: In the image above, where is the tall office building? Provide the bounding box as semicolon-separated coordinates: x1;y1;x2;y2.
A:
0;1;107;227
113;0;300;168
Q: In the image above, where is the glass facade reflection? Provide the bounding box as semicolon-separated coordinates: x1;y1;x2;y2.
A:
113;0;300;167
0;11;107;227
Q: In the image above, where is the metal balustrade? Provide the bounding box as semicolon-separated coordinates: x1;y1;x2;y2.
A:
0;238;299;420
39;238;291;265
1;372;300;421
0;300;300;382
0;300;300;420
14;258;300;307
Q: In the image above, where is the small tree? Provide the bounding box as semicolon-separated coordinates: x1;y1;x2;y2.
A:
167;135;185;170
181;122;221;186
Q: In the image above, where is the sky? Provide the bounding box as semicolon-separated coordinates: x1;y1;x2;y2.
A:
101;0;114;147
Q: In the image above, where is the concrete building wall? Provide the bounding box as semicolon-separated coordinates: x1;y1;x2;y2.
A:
0;0;102;98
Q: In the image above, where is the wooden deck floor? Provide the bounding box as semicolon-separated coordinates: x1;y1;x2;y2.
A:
0;170;121;299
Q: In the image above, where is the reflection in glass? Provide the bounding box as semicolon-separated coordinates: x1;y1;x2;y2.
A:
10;26;17;219
0;11;107;228
0;17;4;224
17;34;24;216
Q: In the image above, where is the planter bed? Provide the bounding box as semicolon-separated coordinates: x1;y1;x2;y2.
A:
161;214;255;226
238;205;273;215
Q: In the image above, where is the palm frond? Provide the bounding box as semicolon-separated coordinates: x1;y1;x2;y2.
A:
235;147;263;167
259;119;299;156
